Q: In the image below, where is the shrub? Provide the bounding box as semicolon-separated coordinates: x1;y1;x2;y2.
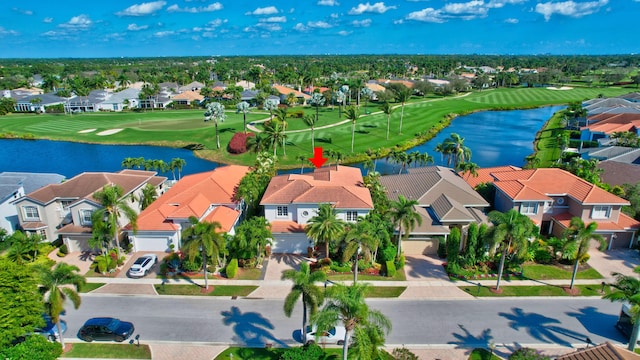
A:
182;258;202;272
385;260;396;277
226;258;238;279
509;347;551;360
579;253;590;264
437;241;447;258
289;109;304;118
228;132;255;154
380;246;396;262
280;343;324;360
534;248;553;264
392;347;419;360
330;262;351;273
357;259;371;271
59;244;68;255
395;254;405;269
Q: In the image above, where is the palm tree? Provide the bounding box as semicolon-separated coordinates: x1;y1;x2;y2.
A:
389;150;410;175
395;86;412;134
307;92;325;124
170;157;187;181
344;106;360;152
204;102;226;149
92;184;138;254
246;133;269;153
305;203;346;258
139;183;157;211
121;157;136;169
605;273;640;351
342;221;378;283
563;217;606;290
312;282;392;360
487;209;538;291
236;101;250;134
459;161;480;180
263;120;286;157
437;133;472;170
389;195;422;257
282;261;326;337
37;263;86;348
6;231;41;264
380;102;395;140
181;216;225;290
302;114;318;151
296;155;307;174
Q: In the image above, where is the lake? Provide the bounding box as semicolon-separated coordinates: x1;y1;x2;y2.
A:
0;106;563;178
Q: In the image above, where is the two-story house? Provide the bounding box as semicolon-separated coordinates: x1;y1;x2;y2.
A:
125;165;250;252
380;166;490;255
466;167;640;249
14;170;166;252
260;165;373;254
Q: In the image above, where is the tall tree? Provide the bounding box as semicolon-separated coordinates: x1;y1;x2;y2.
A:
139;183;157;211
459;161;480;180
282;261;326;337
389;195;422;257
487;209;538;291
563;217;605;290
312;282;392;360
302;114;318;151
170;157;187;181
436;133;472;170
92;184;138;254
263;120;286;157
181;216;225;290
307;92;326;125
380;102;395;140
395;86;412;134
204;102;226;149
342;220;378;283
263;98;278;121
37;263;86;348
344;106;360;152
305;203;346;258
236;101;250;134
604;273;640;351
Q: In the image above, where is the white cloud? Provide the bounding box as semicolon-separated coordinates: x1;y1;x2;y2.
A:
12;8;33;15
0;27;19;36
348;2;396;15
259;16;287;23
116;1;166;16
127;23;149;31
442;1;489;19
245;6;279;15
535;0;608;21
205;19;227;29
330;13;340;19
256;23;282;31
338;30;351;36
406;8;445;22
308;21;333;28
504;17;519;23
202;32;216;38
167;2;222;13
59;15;92;30
154;30;175;37
293;23;309;31
351;19;372;27
318;0;339;5
43;17;53;23
393;19;404;24
487;0;527;8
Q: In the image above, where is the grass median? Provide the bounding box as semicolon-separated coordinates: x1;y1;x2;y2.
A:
154;284;258;296
62;343;151;359
460;283;612;297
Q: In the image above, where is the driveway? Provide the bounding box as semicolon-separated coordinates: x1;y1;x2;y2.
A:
116;251;167;279
588;242;640;280
403;255;449;281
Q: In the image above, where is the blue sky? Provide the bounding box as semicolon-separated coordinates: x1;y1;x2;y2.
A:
0;0;637;58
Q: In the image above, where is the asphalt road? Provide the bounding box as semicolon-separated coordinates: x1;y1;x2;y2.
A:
63;295;627;348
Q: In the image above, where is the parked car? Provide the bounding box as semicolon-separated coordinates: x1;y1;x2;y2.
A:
35;314;67;341
304;325;347;345
128;253;157;278
77;317;135;342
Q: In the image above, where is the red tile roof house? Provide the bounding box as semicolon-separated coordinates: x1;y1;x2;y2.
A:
259;165;373;254
465;167;640;249
379;166;490;255
125;165;250;252
13;170;166;253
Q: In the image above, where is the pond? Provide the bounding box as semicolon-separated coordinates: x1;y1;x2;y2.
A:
0;106;563;178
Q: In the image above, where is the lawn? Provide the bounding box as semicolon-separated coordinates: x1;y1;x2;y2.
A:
522;264;603;280
215;346;342;360
79;282;105;293
327;269;406;282
1;87;632;168
460;283;611;297
154;284;258;296
159;267;263;281
62;343;151;359
468;348;501;360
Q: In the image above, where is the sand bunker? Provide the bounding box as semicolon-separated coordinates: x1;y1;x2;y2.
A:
78;128;96;133
547;86;573;90
96;128;124;136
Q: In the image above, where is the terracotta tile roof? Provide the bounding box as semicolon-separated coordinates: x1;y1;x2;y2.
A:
20;222;48;230
260;165;373;209
172;90;204;101
135;165;250;232
556;341;640;360
491;168;629;205
204;206;240;233
57;223;92;235
270;220;306;233
552;211;640;232
462;165;521;188
25;170;164;206
272;84;311;99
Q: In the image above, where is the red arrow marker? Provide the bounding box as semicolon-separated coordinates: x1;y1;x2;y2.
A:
308;147;328;168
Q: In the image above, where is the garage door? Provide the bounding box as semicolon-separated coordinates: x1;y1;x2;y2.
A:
133;237;172;252
270;233;312;254
64;237;93;253
403;239;439;255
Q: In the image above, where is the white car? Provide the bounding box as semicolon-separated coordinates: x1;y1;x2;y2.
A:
304;325;347;345
127;254;157;278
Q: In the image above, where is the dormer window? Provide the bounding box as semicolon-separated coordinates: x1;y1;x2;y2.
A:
591;205;611;219
519;202;538;215
23;206;40;221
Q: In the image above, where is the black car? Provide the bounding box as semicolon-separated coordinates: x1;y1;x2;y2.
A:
77;317;134;342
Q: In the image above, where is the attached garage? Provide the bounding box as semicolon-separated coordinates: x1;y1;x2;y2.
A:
270;233;312;254
402;239;440;255
133;237;173;252
64;236;93;253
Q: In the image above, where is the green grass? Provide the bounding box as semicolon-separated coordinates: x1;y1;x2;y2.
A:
522;264;603;280
153;284;258;296
327;269;406;282
364;286;406;298
62;343;151;359
531;111;567;167
159;267;262;281
79;282;105;293
1;87;633;168
215;347;342;360
469;348;501;360
460;283;611;297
